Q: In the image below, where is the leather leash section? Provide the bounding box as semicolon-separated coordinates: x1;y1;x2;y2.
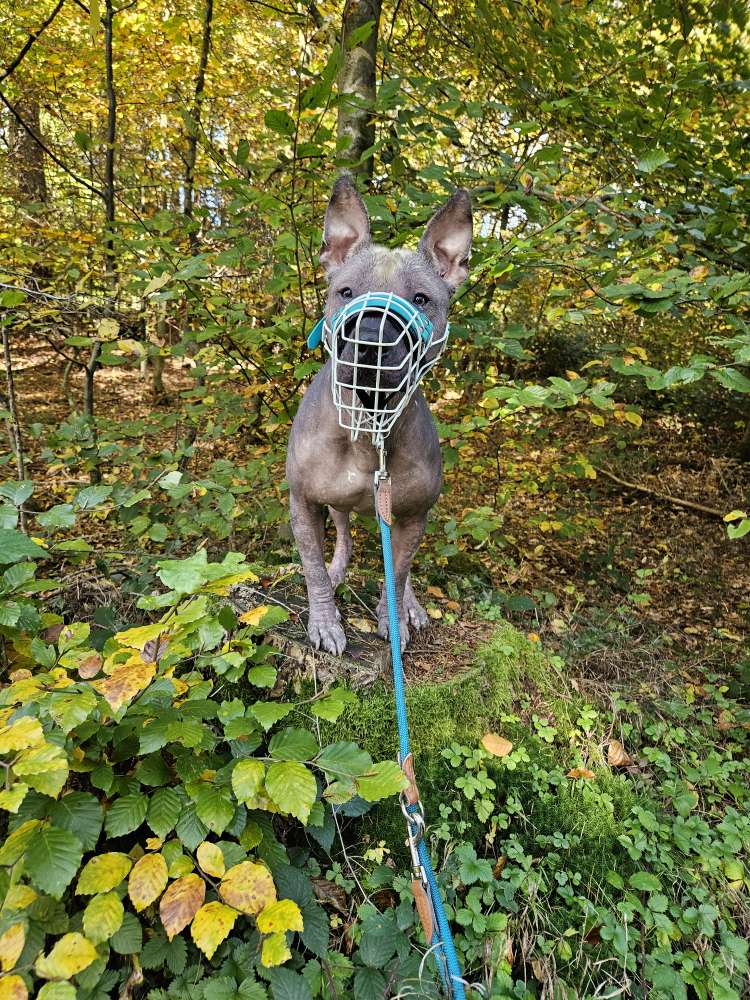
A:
376;475;392;525
412;879;435;940
401;750;421;807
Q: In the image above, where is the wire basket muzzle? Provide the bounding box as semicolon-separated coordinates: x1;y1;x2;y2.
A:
322;292;449;444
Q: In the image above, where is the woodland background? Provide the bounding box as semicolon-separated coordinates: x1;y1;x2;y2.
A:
0;1;749;999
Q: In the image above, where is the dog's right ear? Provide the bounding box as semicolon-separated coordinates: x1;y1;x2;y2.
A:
320;173;370;276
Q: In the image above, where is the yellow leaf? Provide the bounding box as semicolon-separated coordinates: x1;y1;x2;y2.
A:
0;923;25;971
689;264;709;280
129;852;168;912
349;617;377;633
239;605;271;626
723;509;746;523
481;733;513;758
94;659;155;713
34;932;97;979
0;784;29;813
257;899;304;934
0;975;27;1000
76;853;132;895
190;901;237;959
426;607;442;620
197;841;225;878
219;861;276;915
426;585;445;599
623;411;642;427
566;767;595;780
231;759;266;805
114;622;169;651
0;717;44;754
589;412;605;427
160;874;205;940
0;821;42;866
82;892;124;944
261;930;292;967
527;632;540;643
607;740;632;768
2;885;37;911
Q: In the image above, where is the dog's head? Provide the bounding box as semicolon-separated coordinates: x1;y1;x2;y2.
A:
319;174;472;393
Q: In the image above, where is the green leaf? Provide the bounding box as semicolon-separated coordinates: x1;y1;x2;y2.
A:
346;18;375;48
316;742;372;778
251;701;293;731
0;481;33;506
356;761;408;802
265;761;317;824
269;728;318;762
354;966;387;1000
26;826;83;898
74;484;113;509
175;801;209;850
110;911;143;954
712;367;750;393
83;891;124;944
147;786;182;838
266;967;313;1000
156;549;210;593
191;784;235;835
358;912;399;967
37;504;76;529
0;530;47;564
629;872;662;892
232;759;265;804
105;794;148;837
49;792;103;852
264;109;296;136
310;688;356;723
636;149;669;173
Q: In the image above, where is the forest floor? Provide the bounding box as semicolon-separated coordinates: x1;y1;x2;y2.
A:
14;335;750;696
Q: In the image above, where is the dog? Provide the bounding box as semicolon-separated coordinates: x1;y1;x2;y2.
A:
286;174;472;656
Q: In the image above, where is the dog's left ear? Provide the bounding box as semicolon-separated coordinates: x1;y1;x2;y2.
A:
419;189;473;291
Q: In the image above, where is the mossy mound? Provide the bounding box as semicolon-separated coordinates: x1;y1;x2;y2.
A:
323;622;637;886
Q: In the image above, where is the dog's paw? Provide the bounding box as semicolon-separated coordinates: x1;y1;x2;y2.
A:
377;609;410;653
403;591;429;630
308;617;347;656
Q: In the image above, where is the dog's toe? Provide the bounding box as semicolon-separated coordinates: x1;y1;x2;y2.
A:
405;597;429;630
377;615;410;653
309;618;346;656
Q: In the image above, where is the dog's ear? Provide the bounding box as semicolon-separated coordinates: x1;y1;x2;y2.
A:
320;173;371;275
419;189;472;291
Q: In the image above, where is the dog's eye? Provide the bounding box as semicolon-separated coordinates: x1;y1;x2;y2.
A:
413;293;430;307
338;287;353;300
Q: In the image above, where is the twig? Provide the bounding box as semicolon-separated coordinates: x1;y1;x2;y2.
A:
594;466;725;519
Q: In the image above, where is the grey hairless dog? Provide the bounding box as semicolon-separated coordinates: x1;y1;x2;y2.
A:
286;174;472;656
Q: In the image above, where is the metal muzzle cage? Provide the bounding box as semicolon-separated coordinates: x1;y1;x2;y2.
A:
307;292;449;446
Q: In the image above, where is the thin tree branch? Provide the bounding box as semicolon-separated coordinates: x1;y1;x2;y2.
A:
595;466;725;519
0;0;66;84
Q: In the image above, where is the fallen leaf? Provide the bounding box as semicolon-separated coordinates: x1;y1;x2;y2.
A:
349;617;377;634
481;733;513;757
239;605;271;626
607;740;632;767
426;585;445;598
567;767;595;780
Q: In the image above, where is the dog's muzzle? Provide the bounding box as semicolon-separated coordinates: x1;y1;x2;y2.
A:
307;292;449;445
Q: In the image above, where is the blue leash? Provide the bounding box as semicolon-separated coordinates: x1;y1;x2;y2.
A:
375;464;467;1000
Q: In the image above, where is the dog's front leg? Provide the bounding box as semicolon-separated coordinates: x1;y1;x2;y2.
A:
290;492;346;656
377;511;428;652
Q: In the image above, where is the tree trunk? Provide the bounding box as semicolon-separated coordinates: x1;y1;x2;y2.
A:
337;0;382;180
10;94;47;206
1;324;27;533
183;0;214;248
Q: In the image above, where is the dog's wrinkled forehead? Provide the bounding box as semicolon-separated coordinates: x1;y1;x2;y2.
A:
328;245;451;309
